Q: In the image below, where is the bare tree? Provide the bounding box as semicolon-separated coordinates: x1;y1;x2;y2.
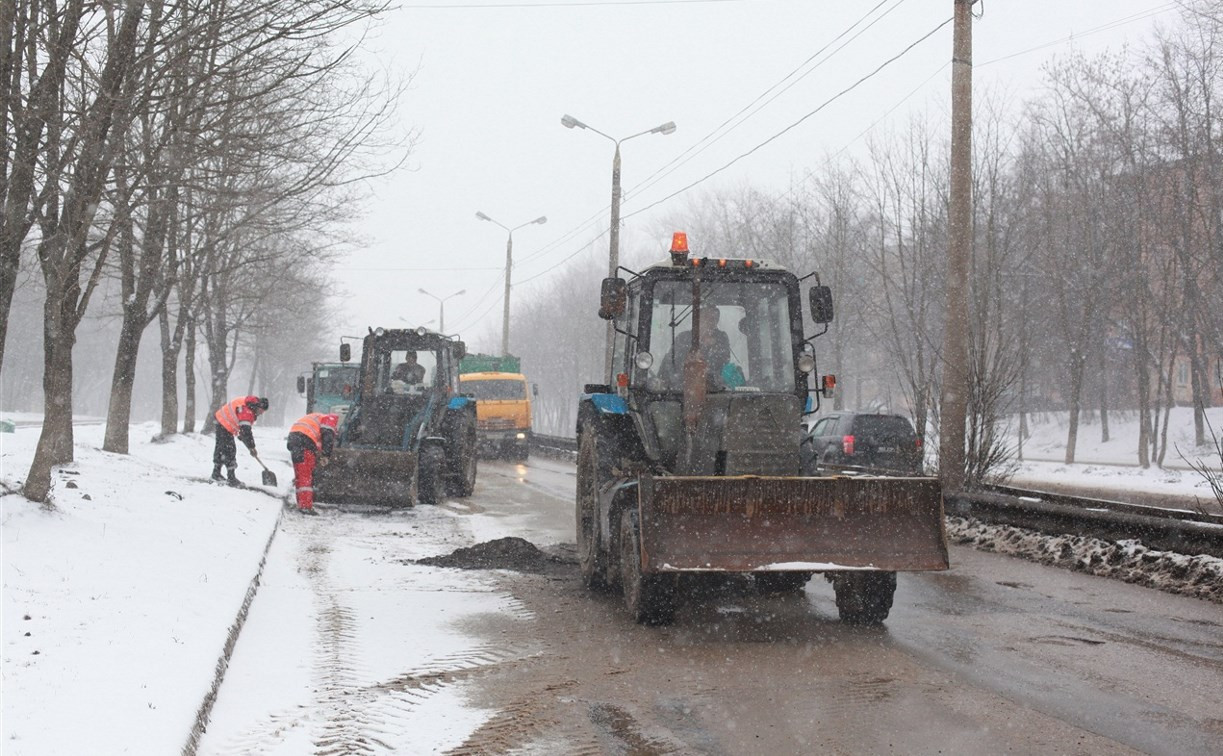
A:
859;117;948;442
24;1;152;503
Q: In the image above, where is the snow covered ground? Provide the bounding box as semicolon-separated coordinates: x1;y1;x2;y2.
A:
1;407;1221;754
986;407;1223;509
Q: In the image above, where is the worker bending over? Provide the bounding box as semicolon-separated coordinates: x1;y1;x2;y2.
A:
287;412;339;514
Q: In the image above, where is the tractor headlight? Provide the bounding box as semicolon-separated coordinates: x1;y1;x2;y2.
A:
416;326;428;336
634;351;654;370
515;432;526;440
374;327;386;337
797;353;816;373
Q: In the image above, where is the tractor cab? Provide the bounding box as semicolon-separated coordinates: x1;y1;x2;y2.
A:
599;235;832;477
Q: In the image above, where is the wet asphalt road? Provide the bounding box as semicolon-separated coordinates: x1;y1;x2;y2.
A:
463;457;1223;755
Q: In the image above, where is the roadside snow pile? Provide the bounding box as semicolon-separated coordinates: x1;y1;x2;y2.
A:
947;516;1223;604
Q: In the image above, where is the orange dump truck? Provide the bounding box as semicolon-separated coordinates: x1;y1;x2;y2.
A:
458;354;536;460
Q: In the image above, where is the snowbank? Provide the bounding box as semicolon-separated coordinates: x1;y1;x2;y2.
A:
947;515;1223;603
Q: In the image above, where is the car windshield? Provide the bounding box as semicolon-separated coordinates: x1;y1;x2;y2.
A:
643;279;796;393
462;379;526;400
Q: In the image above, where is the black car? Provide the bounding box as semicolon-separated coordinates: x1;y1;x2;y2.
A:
802;411;923;474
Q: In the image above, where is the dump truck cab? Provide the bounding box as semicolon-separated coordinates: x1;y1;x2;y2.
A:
577;234;947;625
314;327;478;507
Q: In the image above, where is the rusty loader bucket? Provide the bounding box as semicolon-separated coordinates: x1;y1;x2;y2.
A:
313;447;417;507
637;474;948;573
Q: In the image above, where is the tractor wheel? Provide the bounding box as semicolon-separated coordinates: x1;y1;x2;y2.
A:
619;509;676;626
576;425;610;590
418;445;446;506
446;422;478;497
755;572;813;595
832;571;897;625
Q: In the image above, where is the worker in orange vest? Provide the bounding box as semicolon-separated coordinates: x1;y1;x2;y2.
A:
287;412;339;514
212;395;269;485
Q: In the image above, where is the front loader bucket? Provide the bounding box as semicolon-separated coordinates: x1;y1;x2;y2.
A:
637;474;948;573
314;447;417;507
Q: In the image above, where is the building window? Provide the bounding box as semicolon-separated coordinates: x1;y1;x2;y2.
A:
1177;363;1189;386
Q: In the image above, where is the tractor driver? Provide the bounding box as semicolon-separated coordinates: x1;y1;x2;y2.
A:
390;351;426;393
662;304;744;389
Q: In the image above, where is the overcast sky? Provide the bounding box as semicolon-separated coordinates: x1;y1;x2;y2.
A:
332;0;1179;355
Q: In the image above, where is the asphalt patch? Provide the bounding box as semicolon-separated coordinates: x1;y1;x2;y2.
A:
415;537;576;575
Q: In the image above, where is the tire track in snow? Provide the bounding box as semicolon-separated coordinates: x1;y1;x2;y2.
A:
202;505;540;754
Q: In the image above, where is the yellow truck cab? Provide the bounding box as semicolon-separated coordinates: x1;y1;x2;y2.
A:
458;355;534;460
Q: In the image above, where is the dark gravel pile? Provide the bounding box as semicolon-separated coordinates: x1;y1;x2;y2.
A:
415;537;575;575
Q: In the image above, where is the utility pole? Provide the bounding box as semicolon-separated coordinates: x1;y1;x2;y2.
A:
502;231;514;356
939;0;974;492
604;144;623;383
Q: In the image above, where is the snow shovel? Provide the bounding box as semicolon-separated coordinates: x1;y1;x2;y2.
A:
252;453;278;487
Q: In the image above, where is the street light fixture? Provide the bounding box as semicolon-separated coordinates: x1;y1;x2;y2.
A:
475;211;547;356
417;288;465;334
561;113;676;382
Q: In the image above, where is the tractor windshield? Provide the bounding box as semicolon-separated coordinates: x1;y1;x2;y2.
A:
642;279;797;394
371;348;439;395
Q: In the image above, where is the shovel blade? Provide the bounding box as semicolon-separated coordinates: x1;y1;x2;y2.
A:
637;474;948;573
262;469;278;487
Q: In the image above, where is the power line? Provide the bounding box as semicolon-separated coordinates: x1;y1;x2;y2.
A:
446;273;505;331
401;0;748;7
979;4;1176;67
512;15;953;290
624;14;954;220
516;0;910;271
511;0;905;270
622;0;907;204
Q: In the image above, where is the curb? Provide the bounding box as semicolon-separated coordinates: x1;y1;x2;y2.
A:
182;505;285;755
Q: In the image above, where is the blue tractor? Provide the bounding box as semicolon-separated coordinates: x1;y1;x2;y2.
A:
314;327;478;507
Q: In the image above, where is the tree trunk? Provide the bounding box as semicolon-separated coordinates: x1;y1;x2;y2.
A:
1098;347;1110;444
24;308;76;502
102;315;144;453
158;309;179;436
183;322;197;433
1064;354;1085;464
1136;335;1151;468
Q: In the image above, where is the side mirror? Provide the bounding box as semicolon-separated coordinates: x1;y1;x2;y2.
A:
340;343;351;362
296;376;306;394
809;285;834;324
532;383;539;397
455;341;466;361
598;277;627;320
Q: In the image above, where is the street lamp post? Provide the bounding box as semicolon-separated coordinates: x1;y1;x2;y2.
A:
476;211;547;356
560;114;676;383
417;288;465;333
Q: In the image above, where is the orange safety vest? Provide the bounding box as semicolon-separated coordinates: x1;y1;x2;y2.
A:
290;413;326;448
214;396;255;435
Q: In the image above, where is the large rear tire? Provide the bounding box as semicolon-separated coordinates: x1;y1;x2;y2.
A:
446;422;478;497
576;425;610;590
619;509;676;626
418;445;446;506
831;571;896;625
